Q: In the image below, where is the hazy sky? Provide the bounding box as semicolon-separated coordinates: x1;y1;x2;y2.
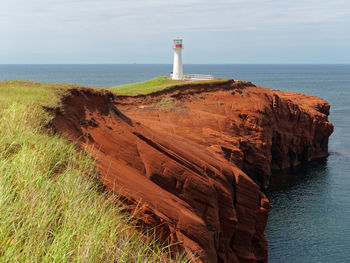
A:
1;0;349;64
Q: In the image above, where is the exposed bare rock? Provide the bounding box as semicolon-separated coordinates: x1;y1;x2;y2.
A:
50;80;333;262
117;83;333;188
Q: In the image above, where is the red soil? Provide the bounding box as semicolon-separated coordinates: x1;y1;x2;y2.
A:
51;80;333;263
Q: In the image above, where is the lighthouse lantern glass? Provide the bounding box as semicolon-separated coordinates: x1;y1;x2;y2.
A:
173;39;183;49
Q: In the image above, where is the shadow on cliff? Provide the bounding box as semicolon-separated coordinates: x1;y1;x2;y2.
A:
48;79;333;263
49;86;270;263
267;158;328;191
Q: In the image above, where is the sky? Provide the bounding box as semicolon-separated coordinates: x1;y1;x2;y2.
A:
0;0;349;64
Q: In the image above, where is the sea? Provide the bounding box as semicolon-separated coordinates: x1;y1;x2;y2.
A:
1;64;349;262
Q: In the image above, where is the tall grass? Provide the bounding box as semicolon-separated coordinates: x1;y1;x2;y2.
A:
0;81;190;262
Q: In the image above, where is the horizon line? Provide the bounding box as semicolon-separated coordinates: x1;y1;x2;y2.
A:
1;63;349;65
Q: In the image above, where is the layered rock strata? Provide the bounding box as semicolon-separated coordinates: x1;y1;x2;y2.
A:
116;80;333;188
51;80;333;262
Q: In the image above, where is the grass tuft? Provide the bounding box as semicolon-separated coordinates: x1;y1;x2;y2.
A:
151;97;176;111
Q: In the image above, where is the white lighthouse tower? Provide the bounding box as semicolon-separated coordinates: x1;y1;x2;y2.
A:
172;38;184;80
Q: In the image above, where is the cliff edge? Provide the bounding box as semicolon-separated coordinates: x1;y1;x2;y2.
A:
51;80;333;262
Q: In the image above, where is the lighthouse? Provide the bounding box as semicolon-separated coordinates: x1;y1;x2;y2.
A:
172;38;184;80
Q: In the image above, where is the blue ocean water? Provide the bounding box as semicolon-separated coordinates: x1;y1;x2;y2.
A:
1;64;349;262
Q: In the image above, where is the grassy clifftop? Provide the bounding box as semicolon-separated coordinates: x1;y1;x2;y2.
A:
0;80;191;262
110;76;230;96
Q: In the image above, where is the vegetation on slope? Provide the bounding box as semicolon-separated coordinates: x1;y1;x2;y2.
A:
0;81;189;262
109;76;231;96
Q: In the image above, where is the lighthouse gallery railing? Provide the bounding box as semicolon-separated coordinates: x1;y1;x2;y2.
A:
169;73;215;81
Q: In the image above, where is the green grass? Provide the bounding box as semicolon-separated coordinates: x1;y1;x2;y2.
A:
151;97;176;112
0;80;191;263
109;77;182;96
109;76;231;96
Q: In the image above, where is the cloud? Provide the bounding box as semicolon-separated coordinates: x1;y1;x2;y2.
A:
2;0;349;32
0;0;349;63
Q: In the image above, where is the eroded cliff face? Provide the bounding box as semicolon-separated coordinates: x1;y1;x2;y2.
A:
116;80;333;188
50;80;333;263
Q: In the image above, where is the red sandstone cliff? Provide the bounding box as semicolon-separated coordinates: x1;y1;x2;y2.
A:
115;80;333;188
50;80;333;262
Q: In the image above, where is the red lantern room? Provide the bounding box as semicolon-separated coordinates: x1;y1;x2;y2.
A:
173;38;183;49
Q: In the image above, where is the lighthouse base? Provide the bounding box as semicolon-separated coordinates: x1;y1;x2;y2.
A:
171;73;184;80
